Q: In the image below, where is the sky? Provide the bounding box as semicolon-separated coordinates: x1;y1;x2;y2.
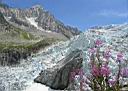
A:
2;0;128;31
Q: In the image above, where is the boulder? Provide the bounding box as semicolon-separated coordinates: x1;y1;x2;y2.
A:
34;49;83;90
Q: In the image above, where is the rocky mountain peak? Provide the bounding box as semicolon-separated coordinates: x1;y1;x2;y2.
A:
31;5;43;10
0;3;81;39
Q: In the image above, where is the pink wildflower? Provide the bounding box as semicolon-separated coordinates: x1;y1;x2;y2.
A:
121;68;128;78
95;39;103;47
89;48;96;54
91;65;100;77
108;79;116;86
116;52;124;62
104;50;111;60
70;69;84;81
70;71;76;81
100;65;110;77
78;69;84;78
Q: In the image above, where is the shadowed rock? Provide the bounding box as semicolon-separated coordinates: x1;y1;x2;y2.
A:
0;49;30;66
34;49;83;90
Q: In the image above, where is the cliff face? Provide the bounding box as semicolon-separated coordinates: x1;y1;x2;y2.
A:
0;4;81;39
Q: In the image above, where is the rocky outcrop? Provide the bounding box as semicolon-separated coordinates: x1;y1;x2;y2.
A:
0;48;30;66
34;49;83;90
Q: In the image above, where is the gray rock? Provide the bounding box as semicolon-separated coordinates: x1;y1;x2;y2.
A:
34;49;83;90
0;48;30;66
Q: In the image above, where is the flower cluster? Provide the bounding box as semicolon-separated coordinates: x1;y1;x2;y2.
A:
121;67;128;78
70;69;84;82
116;52;124;63
69;39;128;91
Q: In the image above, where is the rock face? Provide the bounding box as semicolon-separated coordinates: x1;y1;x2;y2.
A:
0;48;30;66
34;49;83;90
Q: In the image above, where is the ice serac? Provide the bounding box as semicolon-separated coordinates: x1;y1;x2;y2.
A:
34;49;83;90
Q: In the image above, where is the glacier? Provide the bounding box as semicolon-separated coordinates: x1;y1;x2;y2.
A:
0;23;128;91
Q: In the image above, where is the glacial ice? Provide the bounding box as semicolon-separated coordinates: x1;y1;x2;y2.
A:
0;23;128;91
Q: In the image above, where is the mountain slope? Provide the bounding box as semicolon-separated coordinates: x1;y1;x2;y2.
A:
0;11;62;66
0;11;35;43
0;4;81;39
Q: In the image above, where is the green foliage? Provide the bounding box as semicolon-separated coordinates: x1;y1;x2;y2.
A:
26;38;58;52
0;38;59;54
14;28;35;40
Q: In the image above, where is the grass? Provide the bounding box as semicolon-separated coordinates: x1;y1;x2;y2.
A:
15;28;35;40
0;38;60;54
0;38;59;66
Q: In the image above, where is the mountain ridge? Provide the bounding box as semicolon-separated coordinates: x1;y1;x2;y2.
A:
0;3;81;39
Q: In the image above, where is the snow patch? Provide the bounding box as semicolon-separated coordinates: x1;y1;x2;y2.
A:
26;17;38;28
24;83;49;91
26;17;51;33
95;29;108;33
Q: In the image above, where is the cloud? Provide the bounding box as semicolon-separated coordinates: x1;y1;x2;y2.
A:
98;10;128;18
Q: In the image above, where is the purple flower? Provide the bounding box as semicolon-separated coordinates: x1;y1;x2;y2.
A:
116;52;124;62
95;39;103;47
121;68;128;78
78;69;84;78
89;48;96;54
100;65;110;77
108;79;116;86
70;71;76;81
91;65;100;77
104;50;111;60
70;69;84;81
